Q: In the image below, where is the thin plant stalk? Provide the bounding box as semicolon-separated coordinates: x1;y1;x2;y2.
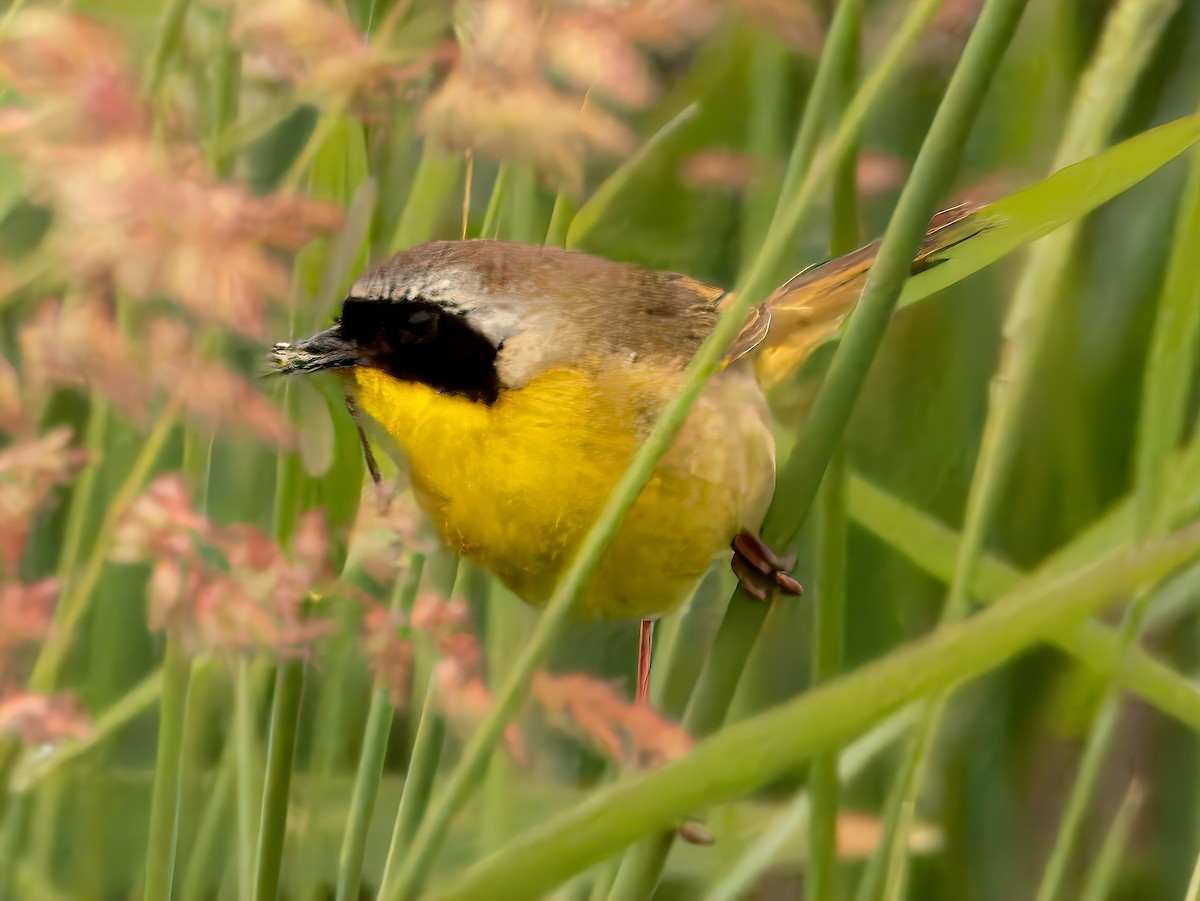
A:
235;657;266;901
808;448;848;901
425;526;1200;901
145;0;193;100
252;659;305;901
809;17;860;894
614;1;1027;895
178;740;237;901
11;667;165;793
1034;102;1200;901
607;0;989;888
565;103;699;250
846;472;1200;730
669;0;950;760
479;162;509;239
482;579;524;851
1185;848;1200;901
335;556;426;901
544;192;574;247
377;679;446;901
710;709;915;901
28;400;181;693
874;0;1178;893
142;635;193;901
1079;779;1144;901
174;655;220;886
379;32;926;883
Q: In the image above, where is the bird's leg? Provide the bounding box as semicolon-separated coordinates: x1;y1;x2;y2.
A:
636;619;654;705
731;531;805;600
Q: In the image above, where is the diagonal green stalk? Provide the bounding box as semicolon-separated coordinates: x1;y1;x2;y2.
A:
1034;89;1200;901
710;709;916;901
142;635;193;901
742;0;946;307
1186;844;1200;901
335;555;426;901
565;103;698;250
382;182;792;898
426;525;1200;901
252;659;306;901
608;1;1013;892
874;1;1180;894
374;8;959;882
847;472;1200;730
28;402;180;693
670;0;953;761
9;666;165;792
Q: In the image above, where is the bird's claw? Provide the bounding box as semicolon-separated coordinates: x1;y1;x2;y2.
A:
731;531;804;601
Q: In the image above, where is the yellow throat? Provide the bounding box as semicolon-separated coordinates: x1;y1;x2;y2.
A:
353;364;773;620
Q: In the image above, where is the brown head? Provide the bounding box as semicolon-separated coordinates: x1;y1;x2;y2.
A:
271;240;729;402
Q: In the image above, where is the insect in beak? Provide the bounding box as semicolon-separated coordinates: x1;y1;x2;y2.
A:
268;323;360;374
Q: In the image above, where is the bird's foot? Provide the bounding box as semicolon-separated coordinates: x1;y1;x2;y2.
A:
731;531;804;601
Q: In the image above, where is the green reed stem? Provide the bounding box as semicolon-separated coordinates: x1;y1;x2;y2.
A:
390;146;464;252
335;557;426;901
1079;779;1144;901
673;0;946;747
565;103;698;250
847;472;1200;730
235;658;265;901
208;6;243;181
808;17;860;895
142;635;193;901
742;0;946;307
252;659;305;901
1185;845;1200;901
710;709;915;901
479;163;510;239
651;569;727;718
178;737;237;901
544;192;574;248
145;0;193;100
808;448;848;901
608;4;1022;897
871;0;1171;892
379;50;912;889
482;579;523;851
1035;88;1197;901
174;656;219;887
377;678;445;901
10;666;164;792
607;0;949;890
29;401;180;693
428;526;1200;901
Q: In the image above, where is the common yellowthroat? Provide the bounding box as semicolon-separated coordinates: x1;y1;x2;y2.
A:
273;210;976;629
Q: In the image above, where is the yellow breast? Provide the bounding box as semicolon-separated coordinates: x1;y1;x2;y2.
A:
354;364;774;620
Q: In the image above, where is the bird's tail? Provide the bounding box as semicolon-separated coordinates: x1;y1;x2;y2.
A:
751;203;986;389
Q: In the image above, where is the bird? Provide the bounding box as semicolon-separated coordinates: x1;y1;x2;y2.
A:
272;207;981;703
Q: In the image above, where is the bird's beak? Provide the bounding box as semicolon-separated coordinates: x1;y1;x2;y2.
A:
269;324;360;375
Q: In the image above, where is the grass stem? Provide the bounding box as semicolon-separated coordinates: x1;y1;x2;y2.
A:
142;636;192;901
335;557;426;901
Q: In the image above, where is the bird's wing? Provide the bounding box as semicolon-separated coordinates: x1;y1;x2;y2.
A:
744;203;987;388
